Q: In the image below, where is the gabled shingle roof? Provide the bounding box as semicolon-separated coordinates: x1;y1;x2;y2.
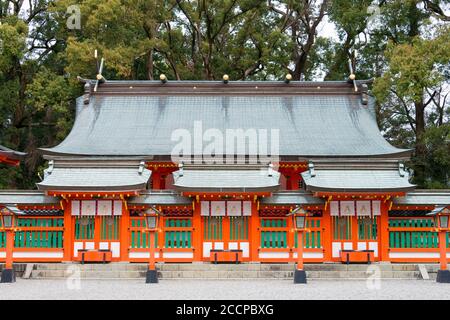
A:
0;191;59;205
301;160;416;192
40;81;409;158
302;169;415;192
129;190;191;205
261;191;324;205
36;160;151;191
394;191;450;205
172;165;281;192
0;144;26;164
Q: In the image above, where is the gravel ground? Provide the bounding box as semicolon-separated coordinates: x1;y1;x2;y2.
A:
1;279;450;300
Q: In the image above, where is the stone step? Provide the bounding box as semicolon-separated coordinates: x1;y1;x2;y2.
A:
31;270;147;279
30;268;422;280
21;262;443;280
32;263;421;272
32;263;296;272
1;263;27;278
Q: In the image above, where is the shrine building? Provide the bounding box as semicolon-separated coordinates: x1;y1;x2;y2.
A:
0;145;25;167
0;79;449;264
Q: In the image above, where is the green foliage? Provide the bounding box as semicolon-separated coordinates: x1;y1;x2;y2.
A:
422;125;450;188
373;25;450;187
374;27;450;105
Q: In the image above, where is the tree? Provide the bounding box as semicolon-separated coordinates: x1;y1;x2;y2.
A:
268;0;329;80
56;0;273;81
373;26;450;187
422;124;450;188
0;1;79;188
325;0;373;80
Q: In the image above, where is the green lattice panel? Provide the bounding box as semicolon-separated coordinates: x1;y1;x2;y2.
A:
74;217;95;240
293;220;322;249
203;216;223;241
357;217;378;240
229;216;249;241
100;216;120;240
14;218;64;248
388;218;439;249
130;219;158;249
261;231;287;248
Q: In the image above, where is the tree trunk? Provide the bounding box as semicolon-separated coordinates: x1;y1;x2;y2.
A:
414;100;426;187
147;50;154;80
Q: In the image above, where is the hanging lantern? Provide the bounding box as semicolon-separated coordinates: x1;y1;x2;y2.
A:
437;210;450;229
439;215;449;229
145;215;158;230
290;207;308;231
433;208;450;230
0;208;15;229
143;207;161;231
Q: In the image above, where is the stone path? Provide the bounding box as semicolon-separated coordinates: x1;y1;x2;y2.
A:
1;279;449;300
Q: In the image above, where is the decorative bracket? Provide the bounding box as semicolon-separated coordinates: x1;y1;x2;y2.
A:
83;81;92;105
347;59;358;92
398;162;405;177
308;161;315;177
268;163;274;177
43;160;54;179
138;161;145;174
360;84;369;105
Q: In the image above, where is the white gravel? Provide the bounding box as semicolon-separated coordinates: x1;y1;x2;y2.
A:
1;279;450;300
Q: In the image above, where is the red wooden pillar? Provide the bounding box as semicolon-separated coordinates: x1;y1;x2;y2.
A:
149;232;156;270
286;176;292;190
351;215;359;250
379;201;390;262
290;170;300;191
152;171;161;190
250;199;260;262
63;200;73;262
439;231;448;270
223;211;230;250
322;206;332;262
192;200;202;261
287;211;294;261
160;175;166;189
94;215;101;250
157;214;165;261
296;231;304;270
5;230;14;269
120;202;130;261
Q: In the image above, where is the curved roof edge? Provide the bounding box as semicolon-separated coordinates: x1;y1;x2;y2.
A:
0;144;26;165
395;190;450;205
39;80;410;159
0;190;59;205
301;167;416;193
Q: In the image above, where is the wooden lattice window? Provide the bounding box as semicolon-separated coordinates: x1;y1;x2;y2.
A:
203;216;223;241
358;217;377;240
75;217;95;240
229;216;249;241
14;217;64;248
388;218;446;249
100;216;120;241
165;218;192;248
332;216;352;240
130;217;157;248
294;218;322;248
260;218;288;248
